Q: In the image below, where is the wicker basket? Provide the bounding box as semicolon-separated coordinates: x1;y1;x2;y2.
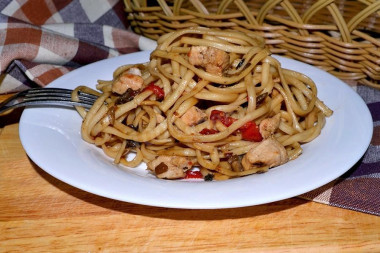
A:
124;0;380;89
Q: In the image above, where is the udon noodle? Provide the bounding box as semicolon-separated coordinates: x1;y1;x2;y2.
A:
72;28;332;181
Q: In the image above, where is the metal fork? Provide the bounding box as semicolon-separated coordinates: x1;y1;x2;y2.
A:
0;88;98;114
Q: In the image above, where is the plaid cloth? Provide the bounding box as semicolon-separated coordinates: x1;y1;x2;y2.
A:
1;1;379;215
0;0;156;94
300;85;380;216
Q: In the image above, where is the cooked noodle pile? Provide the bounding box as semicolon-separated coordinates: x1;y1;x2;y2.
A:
72;28;332;181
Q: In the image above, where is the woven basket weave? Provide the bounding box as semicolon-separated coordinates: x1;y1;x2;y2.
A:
124;0;380;89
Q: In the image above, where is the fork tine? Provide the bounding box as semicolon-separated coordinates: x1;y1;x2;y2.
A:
24;90;98;104
16;99;95;109
25;88;98;101
23;88;98;105
0;88;99;114
26;87;97;96
23;96;95;105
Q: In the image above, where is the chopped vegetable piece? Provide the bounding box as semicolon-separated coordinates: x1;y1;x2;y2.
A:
116;88;140;104
220;152;233;161
204;173;214;181
199;128;219;135
143;82;165;100
184;170;203;179
236;59;245;69
239;121;263;142
210;110;236;127
210;110;263;141
256;92;268;106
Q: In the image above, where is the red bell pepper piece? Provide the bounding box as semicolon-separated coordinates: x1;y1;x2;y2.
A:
210;110;263;142
184;170;203;179
144;82;165;100
199;128;219;135
210;110;236;127
239;121;263;142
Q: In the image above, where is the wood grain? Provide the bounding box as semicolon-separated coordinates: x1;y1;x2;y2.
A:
1;97;379;252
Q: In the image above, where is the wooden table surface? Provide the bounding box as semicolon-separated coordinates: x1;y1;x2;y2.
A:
1;94;379;252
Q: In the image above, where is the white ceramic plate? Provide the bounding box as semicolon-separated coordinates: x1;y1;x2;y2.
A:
19;51;373;209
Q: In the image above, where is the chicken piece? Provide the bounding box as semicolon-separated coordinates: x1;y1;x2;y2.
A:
180;106;207;126
188;46;230;75
242;138;288;171
259;114;281;139
112;67;143;95
126;67;142;76
148;156;192;179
